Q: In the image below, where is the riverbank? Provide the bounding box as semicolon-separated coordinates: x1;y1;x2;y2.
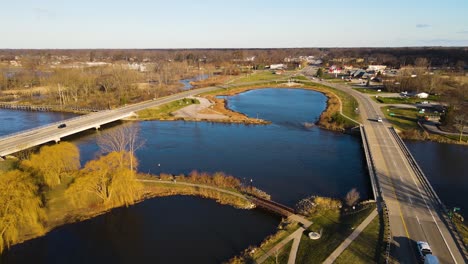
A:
228;201;377;263
2;162;267;253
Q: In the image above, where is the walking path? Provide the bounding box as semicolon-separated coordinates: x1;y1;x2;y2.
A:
257;227;306;264
322;209;378;264
287;228;304;264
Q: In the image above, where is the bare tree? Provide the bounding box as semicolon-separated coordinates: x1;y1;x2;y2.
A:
345;188;360;207
97;123;145;172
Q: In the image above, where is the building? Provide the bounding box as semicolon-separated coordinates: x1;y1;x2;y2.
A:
270;64;286;70
367;65;387;72
415;92;429;99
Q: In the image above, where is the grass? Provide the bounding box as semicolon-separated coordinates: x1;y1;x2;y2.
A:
381;106;421;130
353;88;382;94
230;71;287;84
374;95;439;104
136;98;199;120
453;216;468;246
295;204;376;263
0;159;16;172
334;215;380;264
251;222;301;261
262;240;293;264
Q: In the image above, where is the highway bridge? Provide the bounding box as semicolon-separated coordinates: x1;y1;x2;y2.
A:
303;73;467;264
0;86;218;157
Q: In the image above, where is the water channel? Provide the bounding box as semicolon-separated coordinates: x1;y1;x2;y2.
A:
1;88;466;263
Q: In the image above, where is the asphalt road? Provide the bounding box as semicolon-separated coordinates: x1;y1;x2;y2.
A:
303;71;466;264
0;86;219;157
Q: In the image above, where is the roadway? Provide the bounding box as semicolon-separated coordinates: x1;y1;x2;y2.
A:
0;86;219;157
303;70;466;263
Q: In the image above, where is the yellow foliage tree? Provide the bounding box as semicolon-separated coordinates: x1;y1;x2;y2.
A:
22;142;80;187
0;170;45;253
66;151;142;208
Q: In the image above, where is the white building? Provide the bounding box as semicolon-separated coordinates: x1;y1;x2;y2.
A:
415;92;429;99
270;64;286;70
367;65;387;72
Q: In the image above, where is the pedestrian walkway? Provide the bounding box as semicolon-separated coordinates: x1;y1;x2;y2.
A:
257;227;305;264
287;228;304;264
323;209;378;264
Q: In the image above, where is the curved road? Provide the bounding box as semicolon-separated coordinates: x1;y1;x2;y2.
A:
303;70;466;264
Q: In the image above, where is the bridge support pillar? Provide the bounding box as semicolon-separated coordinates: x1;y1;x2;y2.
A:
95;125;100;130
54;138;61;143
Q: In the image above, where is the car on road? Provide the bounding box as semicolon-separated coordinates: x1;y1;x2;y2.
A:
376;116;383;122
416;241;433;262
58;123;66;128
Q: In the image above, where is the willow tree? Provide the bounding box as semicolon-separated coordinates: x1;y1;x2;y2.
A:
22;142;80;187
0;170;45;253
66;151;142;208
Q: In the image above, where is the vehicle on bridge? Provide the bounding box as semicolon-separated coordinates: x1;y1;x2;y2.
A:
417;241;439;263
58;123;67;128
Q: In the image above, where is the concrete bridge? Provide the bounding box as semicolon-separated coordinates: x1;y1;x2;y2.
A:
0;86;218;157
304;74;467;264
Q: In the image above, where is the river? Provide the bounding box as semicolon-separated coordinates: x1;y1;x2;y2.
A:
1;88;466;262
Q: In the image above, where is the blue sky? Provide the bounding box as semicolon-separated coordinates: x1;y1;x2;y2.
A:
1;0;467;48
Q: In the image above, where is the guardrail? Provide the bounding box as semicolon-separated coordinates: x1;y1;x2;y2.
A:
360;125;379;202
389;127;467;258
381;201;393;264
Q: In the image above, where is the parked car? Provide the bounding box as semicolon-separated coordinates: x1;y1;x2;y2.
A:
58;123;66;128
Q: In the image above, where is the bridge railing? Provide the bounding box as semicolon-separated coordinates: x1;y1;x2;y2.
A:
0;109;112;141
389;127;467;255
360;125;380;202
249;196;295;217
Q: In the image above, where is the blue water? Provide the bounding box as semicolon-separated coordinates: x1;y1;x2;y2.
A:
0;109;76;137
179;74;209;90
2;88;464;262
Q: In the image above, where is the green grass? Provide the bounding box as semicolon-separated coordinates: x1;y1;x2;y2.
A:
374;95;439;104
353;88;382;94
382;106;421;130
230;71;286;84
262;240;293;264
295;204;376;263
334;215;380;264
252;222;301;260
136;98;199;119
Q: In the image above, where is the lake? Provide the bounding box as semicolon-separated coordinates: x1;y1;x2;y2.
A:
1;88;465;262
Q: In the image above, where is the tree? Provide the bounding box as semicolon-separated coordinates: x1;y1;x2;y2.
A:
21;142;80;187
316;68;324;77
97;124;145;173
345;188;360;207
66;151;142;208
0;170;45;253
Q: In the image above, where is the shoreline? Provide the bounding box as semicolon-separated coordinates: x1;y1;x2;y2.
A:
6;173;259;251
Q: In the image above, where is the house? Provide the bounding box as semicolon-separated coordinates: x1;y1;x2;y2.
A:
367;65;387;72
270;64;286;70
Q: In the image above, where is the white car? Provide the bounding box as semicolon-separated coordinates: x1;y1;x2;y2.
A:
416;241;432;261
377;116;383;122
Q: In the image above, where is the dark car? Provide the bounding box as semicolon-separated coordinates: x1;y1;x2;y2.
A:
58;123;66;128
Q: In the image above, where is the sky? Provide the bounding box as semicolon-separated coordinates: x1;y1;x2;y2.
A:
1;0;467;49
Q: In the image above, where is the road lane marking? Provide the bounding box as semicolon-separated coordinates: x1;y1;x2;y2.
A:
388;128;459;264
